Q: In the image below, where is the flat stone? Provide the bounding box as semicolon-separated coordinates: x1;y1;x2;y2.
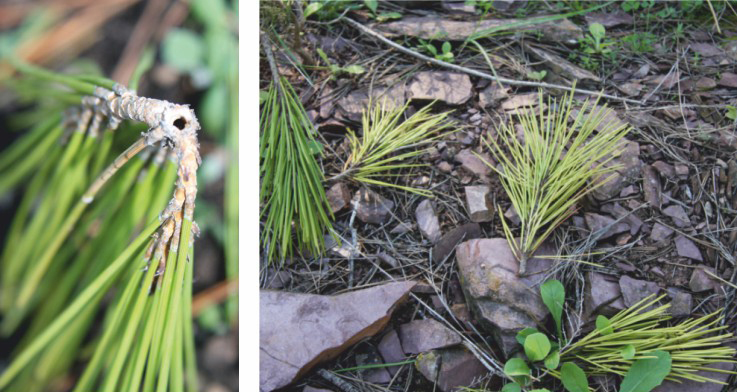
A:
391;221;413;234
502;92;540;111
456;238;555;357
416;199;442;243
303;387;333;392
433;223;482;263
592;140;642;201
415;348;489;392
619;275;661;308
259;281;416;391
355;188;394;225
690;267;718;292
585;272;625;317
263;270;292;290
376;16;582;44
450;303;473;324
674;235;703;261
356;352;392;383
438;161;453;173
454;149;494;179
666;287;692;317
620;185;638;197
617;82;644;97
337;84;405;121
407;71;472;105
399;318;462;355
326;182;352;213
691;42;724;57
378;329;405;376
718;72;737;88
465;185;492;222
479;84;509;108
642;165;662;209
654;360;735;392
674;164;689;179
650;223;674;243
652;161;676;180
600;203;643;235
584;10;633;27
662;205;691;228
584;212;630;239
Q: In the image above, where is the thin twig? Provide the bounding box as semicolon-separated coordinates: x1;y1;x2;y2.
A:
342;17;643;105
317;369;360;392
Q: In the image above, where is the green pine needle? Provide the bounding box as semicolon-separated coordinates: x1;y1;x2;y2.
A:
260;77;334;263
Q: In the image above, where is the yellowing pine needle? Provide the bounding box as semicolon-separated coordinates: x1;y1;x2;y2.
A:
340;100;457;197
481;86;631;274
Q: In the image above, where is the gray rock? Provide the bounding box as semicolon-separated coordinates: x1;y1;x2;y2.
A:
600;203;643;235
438;161;453;173
674;235;703;261
355;188;394;225
585;272;625;317
690;267;718;292
619;275;661;308
454;149;494;179
407;71;473;105
465;185;492;222
663;205;691;227
326;182;352;213
652;161;676;180
642;165;662;209
584;212;630;239
378;329;405;376
479;84;510;108
390;222;413;234
650;223;674;243
260;282;416;391
416;199;442;243
433;223;482;263
456;238;555;357
584;10;633;28
415;348;489;392
337;84;406;121
399;319;462;354
666;287;693;317
674;164;689;179
303;387;333;392
376;16;582;44
356;353;392;383
591;141;642;201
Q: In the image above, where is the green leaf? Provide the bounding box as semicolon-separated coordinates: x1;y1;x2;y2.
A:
560;362;589;392
540;280;565;338
304;2;323;18
527;70;547;81
376;11;402;22
259;90;269;104
619;351;672;392
596;315;614;335
427;45;438;56
516;327;539;345
161;28;204;72
364;0;378;13
726;105;737;121
191;0;227;27
524;333;551;362
504;358;530;378
501;384;522;392
307;140;324;155
589;22;606;39
442;41;452;54
342;65;365;75
621;344;636;360
544;350;560;370
530;389;551;392
200;82;227;138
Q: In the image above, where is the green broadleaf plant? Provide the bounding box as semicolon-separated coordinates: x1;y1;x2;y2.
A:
560;362;589;392
619;351;671;392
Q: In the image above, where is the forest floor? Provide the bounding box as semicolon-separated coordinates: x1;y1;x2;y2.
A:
260;1;737;392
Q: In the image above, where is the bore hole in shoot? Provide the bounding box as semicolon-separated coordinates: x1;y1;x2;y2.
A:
173;117;187;130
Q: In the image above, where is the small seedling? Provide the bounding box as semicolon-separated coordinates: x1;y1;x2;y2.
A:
526;70;547;81
726;105;737;122
316;48;365;78
499;279;736;392
418;39;455;63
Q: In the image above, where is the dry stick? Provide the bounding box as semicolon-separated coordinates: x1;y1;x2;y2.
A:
341;17;643;105
317;369;360;392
